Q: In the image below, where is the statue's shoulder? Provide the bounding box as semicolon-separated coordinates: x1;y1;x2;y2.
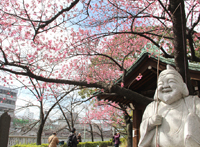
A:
184;95;200;112
184;95;200;103
144;101;157;112
147;100;157;107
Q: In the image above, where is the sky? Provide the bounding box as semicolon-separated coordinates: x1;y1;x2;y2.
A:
14;89;42;119
14;86;89;120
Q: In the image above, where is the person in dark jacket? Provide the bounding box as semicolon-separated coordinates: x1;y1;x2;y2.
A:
77;133;82;142
113;132;120;147
68;128;79;147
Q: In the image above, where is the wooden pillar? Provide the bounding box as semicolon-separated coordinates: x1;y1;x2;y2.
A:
132;109;143;147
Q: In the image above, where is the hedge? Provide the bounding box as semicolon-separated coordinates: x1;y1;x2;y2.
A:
12;140;113;147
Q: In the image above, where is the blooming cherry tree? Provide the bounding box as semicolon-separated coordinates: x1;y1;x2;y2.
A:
0;0;200;146
0;0;199;98
82;99;132;141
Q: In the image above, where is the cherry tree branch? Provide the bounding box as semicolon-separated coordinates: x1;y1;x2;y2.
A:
157;0;172;18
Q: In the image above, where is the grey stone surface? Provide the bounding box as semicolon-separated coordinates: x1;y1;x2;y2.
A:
0;112;11;147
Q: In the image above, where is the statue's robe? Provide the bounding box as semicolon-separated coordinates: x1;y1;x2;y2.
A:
138;96;200;147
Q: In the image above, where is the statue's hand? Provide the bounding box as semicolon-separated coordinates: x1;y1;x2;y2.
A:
149;114;162;127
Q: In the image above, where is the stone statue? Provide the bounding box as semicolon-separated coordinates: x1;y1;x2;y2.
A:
138;65;200;147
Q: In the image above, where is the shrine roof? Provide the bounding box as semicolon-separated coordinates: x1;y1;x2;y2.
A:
96;51;200;107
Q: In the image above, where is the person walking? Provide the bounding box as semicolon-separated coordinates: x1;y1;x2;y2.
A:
113;132;120;147
48;132;59;147
77;133;82;142
67;128;79;147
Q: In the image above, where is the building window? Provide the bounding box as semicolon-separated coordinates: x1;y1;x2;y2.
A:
0;98;15;105
0;89;17;97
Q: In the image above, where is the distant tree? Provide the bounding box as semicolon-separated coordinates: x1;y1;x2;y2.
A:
82;99;132;144
55;92;86;133
12;75;76;145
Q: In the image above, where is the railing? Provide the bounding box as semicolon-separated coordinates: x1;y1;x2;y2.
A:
8;135;67;147
8;136;110;147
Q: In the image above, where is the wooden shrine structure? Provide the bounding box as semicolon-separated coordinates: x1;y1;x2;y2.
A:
96;52;200;147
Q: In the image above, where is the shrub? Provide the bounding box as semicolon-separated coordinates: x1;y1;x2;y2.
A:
12;140;113;147
12;143;47;147
12;145;45;147
120;137;126;144
79;141;99;147
99;142;107;147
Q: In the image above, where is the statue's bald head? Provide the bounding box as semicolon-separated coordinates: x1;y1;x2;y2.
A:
158;65;184;84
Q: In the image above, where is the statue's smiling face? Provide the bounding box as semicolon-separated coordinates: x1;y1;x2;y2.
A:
157;73;184;104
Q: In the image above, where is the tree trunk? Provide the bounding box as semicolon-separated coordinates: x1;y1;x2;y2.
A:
170;0;193;94
36;120;44;145
100;129;104;141
89;124;94;142
37;101;45;145
127;122;132;147
124;113;132;147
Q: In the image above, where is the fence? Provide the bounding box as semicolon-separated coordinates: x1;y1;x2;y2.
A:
8;136;110;147
8;136;67;147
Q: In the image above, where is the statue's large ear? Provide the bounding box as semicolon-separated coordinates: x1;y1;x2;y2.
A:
182;83;189;97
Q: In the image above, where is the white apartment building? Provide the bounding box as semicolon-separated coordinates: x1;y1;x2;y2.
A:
0;85;18;117
24;108;34;120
